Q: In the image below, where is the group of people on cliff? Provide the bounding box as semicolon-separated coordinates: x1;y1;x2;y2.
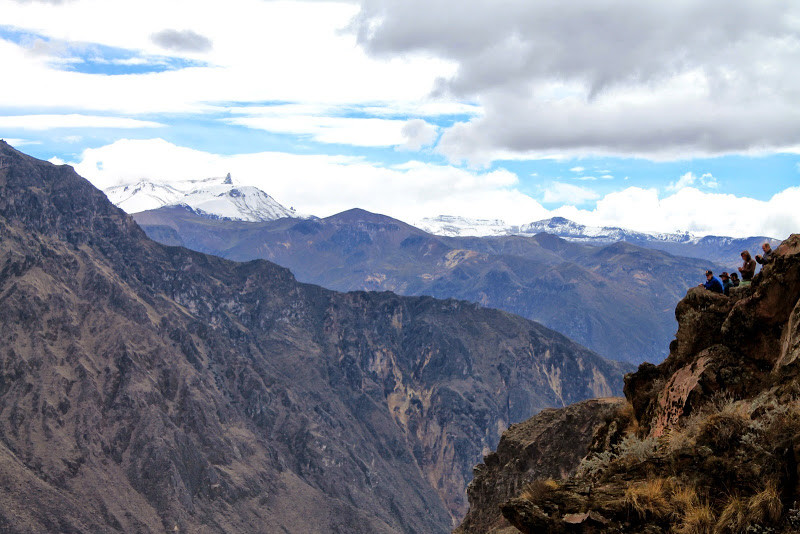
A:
702;242;773;296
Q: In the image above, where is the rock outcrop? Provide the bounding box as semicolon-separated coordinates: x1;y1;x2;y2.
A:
454;398;628;534
459;234;800;533
0;142;629;532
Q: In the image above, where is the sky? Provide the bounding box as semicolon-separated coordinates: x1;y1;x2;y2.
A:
1;0;799;238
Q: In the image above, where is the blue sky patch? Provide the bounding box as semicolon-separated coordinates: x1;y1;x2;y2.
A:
0;25;207;75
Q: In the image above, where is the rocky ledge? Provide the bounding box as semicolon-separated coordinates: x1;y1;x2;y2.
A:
459;234;800;533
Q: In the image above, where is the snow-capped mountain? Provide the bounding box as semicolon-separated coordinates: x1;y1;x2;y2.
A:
415;215;515;237
416;215;779;265
515;217;696;244
105;174;300;222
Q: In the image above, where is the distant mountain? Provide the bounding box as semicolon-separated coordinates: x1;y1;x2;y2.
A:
516;217;781;266
104;174;299;222
415;215;511;237
418;215;779;266
0;142;629;532
134;206;726;365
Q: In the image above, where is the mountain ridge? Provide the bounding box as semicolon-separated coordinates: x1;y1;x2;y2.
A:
100;178;779;266
134;205;729;364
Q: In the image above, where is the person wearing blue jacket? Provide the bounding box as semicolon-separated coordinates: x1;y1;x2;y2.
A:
701;270;724;294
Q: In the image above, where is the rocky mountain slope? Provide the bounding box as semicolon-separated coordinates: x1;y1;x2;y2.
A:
458;233;800;533
0;141;629;532
133;206;723;364
105;175;298;222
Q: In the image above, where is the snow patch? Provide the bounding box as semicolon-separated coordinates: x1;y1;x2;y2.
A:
105;175;301;222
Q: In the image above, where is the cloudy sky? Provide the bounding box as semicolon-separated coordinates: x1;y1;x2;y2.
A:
1;0;799;238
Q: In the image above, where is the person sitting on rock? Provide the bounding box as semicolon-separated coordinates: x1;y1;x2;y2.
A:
700;270;724;294
756;242;774;265
738;250;756;286
720;272;733;295
730;272;740;287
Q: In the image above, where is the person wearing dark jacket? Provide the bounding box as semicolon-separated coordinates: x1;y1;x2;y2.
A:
701;270;724;294
720;272;733;295
730;272;740;287
738;250;756;286
756;242;773;265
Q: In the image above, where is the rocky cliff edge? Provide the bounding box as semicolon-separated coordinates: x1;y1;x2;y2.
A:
459;234;800;533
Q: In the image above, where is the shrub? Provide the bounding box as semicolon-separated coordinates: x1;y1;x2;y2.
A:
576;449;615;478
616;434;660;464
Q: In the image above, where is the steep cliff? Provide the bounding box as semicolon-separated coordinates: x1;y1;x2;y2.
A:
0;142;629;532
460;234;800;533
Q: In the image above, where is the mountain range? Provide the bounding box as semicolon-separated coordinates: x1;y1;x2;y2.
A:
419;215;779;265
105;180;777;267
0;142;629;532
134;205;729;365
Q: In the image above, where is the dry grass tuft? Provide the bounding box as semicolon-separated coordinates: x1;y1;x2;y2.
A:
714;494;747;534
672;484;700;509
519;478;559;503
676;501;714;534
623;478;670;520
745;481;782;525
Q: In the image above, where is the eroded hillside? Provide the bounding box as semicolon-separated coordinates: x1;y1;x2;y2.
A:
0;142;629;532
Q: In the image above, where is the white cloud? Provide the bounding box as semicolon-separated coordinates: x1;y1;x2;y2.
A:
226;110;438;148
359;101;481;117
569;166;585;173
0;114;164;130
542;182;600;204
2;138;41;146
399;119;438;150
70;138;547;225
554;186;800;239
0;0;456;116
353;0;800;162
666;171;719;192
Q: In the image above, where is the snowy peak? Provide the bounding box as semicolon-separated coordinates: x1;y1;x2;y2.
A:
183;184;297;222
105;181;184;214
415;215;512;237
105;175;299;222
518;217;698;244
417;214;698;243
